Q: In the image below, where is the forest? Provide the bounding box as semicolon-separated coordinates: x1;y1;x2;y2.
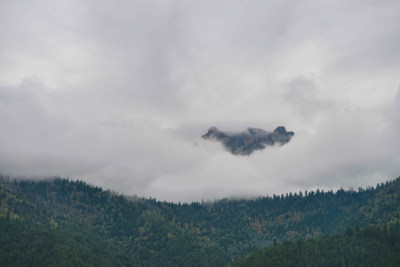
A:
1;175;400;266
236;225;400;266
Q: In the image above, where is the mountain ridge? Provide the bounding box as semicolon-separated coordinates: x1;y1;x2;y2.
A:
1;175;400;266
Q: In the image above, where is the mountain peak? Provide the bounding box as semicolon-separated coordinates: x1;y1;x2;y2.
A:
273;126;289;134
202;126;294;155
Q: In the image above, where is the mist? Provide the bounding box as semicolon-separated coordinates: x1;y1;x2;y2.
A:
0;0;399;202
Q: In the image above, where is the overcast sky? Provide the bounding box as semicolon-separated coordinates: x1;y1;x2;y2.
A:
1;0;399;202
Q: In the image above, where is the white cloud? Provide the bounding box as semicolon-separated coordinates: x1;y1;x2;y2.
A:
0;0;399;201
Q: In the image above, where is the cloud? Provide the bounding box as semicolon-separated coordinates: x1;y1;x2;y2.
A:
0;0;399;201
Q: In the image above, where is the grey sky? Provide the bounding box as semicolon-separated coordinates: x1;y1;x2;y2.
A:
0;0;399;201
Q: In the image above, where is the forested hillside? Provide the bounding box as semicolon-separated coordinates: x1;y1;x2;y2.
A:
157;177;400;258
0;177;227;266
236;225;400;266
1;175;399;266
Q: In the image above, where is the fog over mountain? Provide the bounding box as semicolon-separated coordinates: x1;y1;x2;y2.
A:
202;126;294;155
0;0;400;201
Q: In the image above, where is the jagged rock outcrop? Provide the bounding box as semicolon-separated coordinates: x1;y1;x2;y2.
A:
202;126;294;155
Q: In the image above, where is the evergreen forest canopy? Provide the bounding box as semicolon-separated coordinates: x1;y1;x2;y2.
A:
1;175;400;266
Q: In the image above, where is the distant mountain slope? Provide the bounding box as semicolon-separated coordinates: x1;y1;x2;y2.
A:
202;126;294;155
1;175;400;266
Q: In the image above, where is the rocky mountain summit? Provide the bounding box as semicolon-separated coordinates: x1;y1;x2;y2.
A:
202;126;294;155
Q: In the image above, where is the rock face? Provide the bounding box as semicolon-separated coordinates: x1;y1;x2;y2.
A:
202;126;294;155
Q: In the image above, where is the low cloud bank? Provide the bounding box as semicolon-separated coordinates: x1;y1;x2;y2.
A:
0;0;400;202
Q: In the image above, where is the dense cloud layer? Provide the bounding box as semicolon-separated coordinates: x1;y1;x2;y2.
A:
0;0;399;201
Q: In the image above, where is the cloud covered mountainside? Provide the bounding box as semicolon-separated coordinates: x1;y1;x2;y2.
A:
202;126;294;155
1;175;400;266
